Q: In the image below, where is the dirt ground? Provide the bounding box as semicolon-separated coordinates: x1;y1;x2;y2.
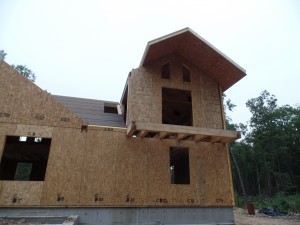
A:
234;208;300;225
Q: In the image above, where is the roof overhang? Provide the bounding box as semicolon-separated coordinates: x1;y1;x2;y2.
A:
140;28;246;91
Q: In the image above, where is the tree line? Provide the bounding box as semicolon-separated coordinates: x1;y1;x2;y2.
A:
0;50;36;82
226;91;300;199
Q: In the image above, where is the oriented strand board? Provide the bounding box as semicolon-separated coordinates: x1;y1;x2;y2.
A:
0;181;43;206
15;124;53;138
41;127;86;206
114;134;148;206
0;125;233;207
0;123;17;159
128;53;223;129
147;139;199;206
199;143;233;206
0;61;84;128
78;129;119;206
146;138;170;206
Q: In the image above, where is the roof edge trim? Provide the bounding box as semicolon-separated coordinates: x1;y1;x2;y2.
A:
139;28;190;67
139;27;246;74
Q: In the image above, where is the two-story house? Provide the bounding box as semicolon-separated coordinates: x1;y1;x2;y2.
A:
0;28;246;225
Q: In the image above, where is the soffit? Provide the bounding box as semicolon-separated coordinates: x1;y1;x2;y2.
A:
140;28;246;91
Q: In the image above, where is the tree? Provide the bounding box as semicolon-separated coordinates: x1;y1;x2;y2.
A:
245;91;300;196
227;91;300;199
224;94;248;204
1;50;36;83
11;65;36;83
0;50;7;60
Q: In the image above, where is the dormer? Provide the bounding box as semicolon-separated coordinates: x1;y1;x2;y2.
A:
122;28;246;143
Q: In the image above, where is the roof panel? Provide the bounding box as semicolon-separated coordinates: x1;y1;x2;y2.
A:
140;28;246;91
53;95;126;127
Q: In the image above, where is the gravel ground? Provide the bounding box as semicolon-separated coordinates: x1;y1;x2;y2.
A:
234;207;300;225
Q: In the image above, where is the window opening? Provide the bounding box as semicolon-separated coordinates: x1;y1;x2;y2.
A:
162;87;193;126
182;65;191;82
104;103;118;114
170;147;190;184
161;63;170;79
0;136;51;181
14;163;32;181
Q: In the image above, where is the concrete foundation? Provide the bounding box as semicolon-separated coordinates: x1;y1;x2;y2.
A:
0;207;234;225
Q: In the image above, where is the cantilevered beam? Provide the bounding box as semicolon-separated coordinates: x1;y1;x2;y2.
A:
127;121;240;143
140;130;149;138
159;132;169;139
177;133;190;140
127;121;136;137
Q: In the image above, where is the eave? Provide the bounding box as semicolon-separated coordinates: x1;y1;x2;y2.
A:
140;27;246;91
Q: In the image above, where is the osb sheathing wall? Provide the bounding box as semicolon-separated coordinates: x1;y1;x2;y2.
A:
128;53;223;129
0;60;85;128
0;127;233;207
0;59;232;208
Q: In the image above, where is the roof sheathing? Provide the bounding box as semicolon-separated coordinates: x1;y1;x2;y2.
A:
53;95;125;127
140;28;246;91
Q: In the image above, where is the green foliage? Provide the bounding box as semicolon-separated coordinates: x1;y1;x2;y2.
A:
0;50;36;82
226;91;300;200
234;192;247;208
235;193;300;213
12;64;36;82
0;50;6;60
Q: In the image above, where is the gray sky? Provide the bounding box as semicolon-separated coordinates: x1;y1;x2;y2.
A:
1;0;299;125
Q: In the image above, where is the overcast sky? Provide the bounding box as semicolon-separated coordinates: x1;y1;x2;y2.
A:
1;0;299;125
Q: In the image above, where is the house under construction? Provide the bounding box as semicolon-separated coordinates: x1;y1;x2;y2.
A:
0;28;246;225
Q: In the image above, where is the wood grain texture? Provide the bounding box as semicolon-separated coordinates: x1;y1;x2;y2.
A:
41;127;86;206
114;134;148;206
0;61;84;128
78;129;118;206
0;181;43;206
127;53;223;129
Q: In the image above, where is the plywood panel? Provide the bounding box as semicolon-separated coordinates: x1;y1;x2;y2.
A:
41;127;86;206
0;123;17;159
0;181;43;206
128;68;152;123
0;61;84;128
114;134;148;206
146;139;173;206
0;124;233;207
15;124;53;138
200;143;233;206
79;129;118;206
146;139;201;206
171;142;202;206
128;53;223;129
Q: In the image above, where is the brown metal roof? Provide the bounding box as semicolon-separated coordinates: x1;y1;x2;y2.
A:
140;27;246;91
53;95;126;127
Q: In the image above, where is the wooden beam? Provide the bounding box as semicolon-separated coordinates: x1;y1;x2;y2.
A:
177;133;190;140
127;121;136;137
133;122;239;140
140;130;149;138
159;132;169;139
210;136;222;143
126;121;240;143
194;134;208;142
